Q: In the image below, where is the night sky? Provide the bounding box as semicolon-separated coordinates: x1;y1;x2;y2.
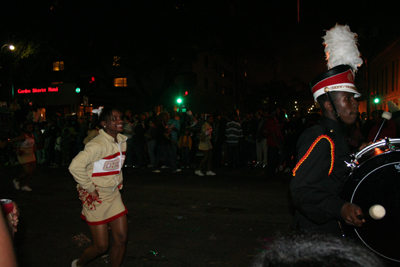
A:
1;0;400;85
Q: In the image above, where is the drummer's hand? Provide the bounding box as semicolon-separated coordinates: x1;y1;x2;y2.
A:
358;142;372;150
341;202;365;227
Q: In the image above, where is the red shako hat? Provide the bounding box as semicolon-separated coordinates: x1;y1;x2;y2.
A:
311;24;363;101
311;64;360;101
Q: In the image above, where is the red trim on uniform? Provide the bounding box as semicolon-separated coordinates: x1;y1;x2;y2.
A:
92;171;120;177
292;135;335;177
312;69;353;94
102;151;126;160
81;207;128;225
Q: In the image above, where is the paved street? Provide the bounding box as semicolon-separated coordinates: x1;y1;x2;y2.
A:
1;164;294;266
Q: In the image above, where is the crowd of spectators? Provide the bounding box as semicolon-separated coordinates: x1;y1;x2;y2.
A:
1;97;398;176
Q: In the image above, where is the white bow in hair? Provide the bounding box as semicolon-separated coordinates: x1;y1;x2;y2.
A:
92;107;103;116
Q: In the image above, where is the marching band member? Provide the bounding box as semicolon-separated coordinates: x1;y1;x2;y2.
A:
290;24;365;235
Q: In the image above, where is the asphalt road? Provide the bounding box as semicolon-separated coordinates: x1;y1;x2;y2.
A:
1;164;295;267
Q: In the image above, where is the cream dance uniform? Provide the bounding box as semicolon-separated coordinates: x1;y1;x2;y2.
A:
17;133;36;164
69;129;128;225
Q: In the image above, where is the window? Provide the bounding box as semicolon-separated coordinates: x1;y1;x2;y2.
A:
53;61;64;71
114;78;127;87
113;56;121;67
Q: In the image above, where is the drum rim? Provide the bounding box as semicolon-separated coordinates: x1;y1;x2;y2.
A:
355;138;400;160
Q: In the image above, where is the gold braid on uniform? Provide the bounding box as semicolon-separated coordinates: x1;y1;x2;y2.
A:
292;135;335;177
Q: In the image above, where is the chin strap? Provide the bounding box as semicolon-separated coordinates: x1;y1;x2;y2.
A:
326;91;339;118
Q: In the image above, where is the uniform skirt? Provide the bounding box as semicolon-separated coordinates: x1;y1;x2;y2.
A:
77;184;128;225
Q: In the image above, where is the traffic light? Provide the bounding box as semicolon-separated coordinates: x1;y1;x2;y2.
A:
176;97;182;104
373;94;380;104
76;75;96;95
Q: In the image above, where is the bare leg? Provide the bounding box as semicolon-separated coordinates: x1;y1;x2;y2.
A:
108;215;128;267
16;164;29;185
197;150;210;171
77;224;109;266
24;161;36;186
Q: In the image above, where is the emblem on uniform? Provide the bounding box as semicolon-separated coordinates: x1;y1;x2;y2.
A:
103;159;120;170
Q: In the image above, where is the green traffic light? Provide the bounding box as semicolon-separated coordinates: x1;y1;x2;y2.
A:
177;98;182;104
75;87;81;93
374;98;379;104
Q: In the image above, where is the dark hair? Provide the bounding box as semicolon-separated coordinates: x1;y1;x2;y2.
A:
99;107;119;122
251;232;386;267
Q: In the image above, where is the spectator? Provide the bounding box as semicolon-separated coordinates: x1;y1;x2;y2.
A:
241;112;257;168
5;123;37;191
53;130;62;168
255;110;268;168
167;111;180;164
225;111;243;168
152;112;181;173
145;119;157;168
195;115;215;176
265;107;284;175
179;128;192;169
122;115;134;168
133;115;146;168
44;119;60;165
33;125;45;164
9;98;20;114
83;113;100;145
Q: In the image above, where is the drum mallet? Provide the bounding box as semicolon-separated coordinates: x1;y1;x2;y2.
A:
372;111;392;143
357;204;386;220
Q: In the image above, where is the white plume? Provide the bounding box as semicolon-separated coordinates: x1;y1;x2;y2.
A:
323;24;363;71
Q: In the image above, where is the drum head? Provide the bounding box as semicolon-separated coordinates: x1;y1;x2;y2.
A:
342;150;400;262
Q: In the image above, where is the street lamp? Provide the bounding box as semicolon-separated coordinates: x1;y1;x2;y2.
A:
1;43;16;100
1;44;14;51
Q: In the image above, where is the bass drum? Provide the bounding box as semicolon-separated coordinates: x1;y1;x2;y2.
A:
341;138;400;263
